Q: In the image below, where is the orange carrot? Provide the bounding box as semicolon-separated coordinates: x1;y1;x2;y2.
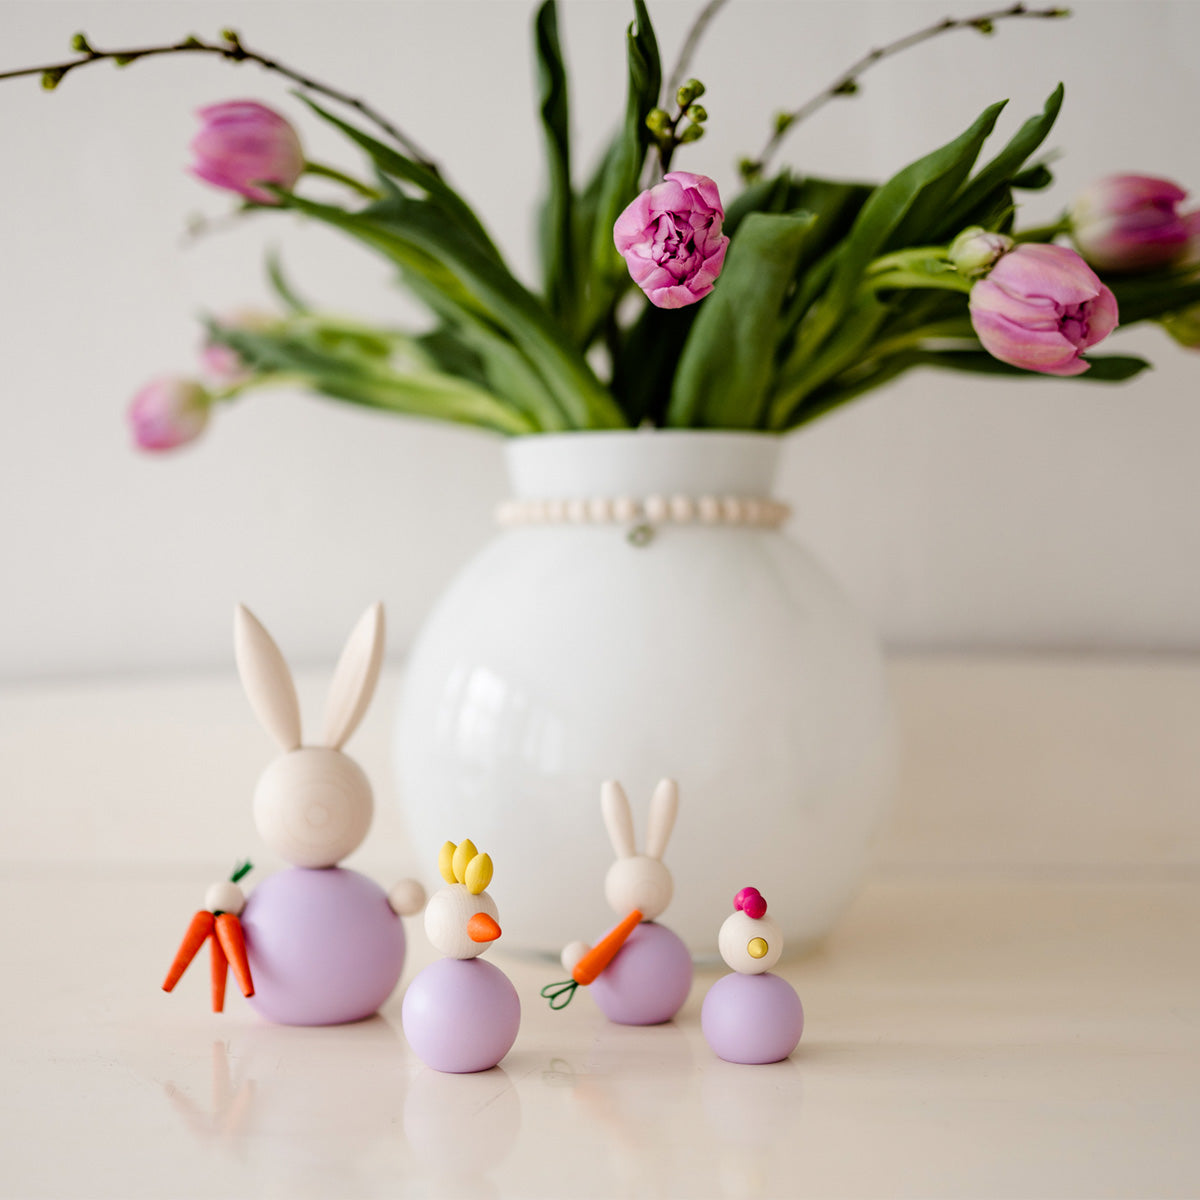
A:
573;909;643;986
215;913;254;997
210;931;228;1013
163;910;215;992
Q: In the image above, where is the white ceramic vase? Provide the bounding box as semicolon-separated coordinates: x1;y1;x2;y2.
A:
395;430;894;956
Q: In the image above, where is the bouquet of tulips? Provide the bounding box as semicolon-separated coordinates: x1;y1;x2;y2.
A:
6;1;1199;451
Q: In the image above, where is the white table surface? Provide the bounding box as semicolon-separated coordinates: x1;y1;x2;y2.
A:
2;655;1198;1199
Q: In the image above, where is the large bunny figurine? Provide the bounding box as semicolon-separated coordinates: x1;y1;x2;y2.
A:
545;779;693;1025
164;603;426;1026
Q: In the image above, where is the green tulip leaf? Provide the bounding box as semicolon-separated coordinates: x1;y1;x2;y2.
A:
668;211;817;429
934;84;1064;238
534;0;578;335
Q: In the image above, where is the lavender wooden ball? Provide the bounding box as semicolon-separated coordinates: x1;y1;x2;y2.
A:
402;958;521;1073
701;972;804;1064
589;922;693;1026
240;866;406;1026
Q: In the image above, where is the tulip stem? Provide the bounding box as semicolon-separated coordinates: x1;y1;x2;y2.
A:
741;2;1071;180
303;162;381;201
0;30;441;174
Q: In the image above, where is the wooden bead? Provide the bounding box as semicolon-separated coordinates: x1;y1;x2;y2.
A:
588;497;612;523
697;495;721;524
388;878;427;917
612;496;638;522
669;495;695;522
205;881;245;915
643;494;668;523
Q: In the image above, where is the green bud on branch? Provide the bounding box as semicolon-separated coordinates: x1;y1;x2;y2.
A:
679;123;705;143
686;104;707;124
70;33;93;55
112;54;136;67
832;78;859;96
40;68;64;90
645;107;672;139
774;110;794;135
220;28;242;47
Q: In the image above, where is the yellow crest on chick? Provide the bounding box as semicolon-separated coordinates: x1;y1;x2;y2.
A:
438;838;494;895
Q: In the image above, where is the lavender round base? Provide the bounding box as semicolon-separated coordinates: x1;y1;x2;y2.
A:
402;958;521;1073
589;922;693;1026
240;867;406;1026
701;972;804;1064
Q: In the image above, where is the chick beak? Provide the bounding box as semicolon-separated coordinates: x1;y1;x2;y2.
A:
467;912;501;943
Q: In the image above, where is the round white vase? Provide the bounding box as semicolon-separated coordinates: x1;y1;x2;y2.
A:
395;430;894;956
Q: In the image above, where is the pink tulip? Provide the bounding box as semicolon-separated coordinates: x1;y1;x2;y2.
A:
969;243;1119;376
1069;174;1196;272
127;377;211;451
190;100;304;205
613;171;730;308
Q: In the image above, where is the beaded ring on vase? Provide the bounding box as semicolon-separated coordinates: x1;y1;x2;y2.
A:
701;887;805;1065
497;493;790;545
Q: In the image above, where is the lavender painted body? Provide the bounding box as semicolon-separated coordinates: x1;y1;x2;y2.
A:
402;958;521;1073
240;866;406;1026
589;922;693;1025
701;972;804;1064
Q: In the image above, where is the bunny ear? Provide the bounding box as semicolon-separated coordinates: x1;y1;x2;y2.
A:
234;605;302;751
644;778;679;861
601;780;637;859
321;602;386;750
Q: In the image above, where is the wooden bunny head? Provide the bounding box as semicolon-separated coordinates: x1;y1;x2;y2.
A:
235;603;386;868
601;779;679;922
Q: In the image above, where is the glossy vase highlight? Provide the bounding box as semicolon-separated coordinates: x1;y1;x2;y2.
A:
395;431;894;955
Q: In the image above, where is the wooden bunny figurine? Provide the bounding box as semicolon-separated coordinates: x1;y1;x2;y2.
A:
701;887;804;1064
162;603;425;1025
401;839;521;1073
544;779;693;1025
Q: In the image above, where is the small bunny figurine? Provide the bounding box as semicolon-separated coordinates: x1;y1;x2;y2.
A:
402;839;521;1073
701;887;804;1064
163;603;426;1025
544;779;693;1025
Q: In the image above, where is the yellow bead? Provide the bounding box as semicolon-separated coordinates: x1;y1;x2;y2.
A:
438;841;458;885
465;852;494;895
451;838;478;884
748;937;769;959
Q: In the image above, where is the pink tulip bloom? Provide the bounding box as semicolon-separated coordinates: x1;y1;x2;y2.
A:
127;377;212;451
969;243;1119;376
190;100;304;205
1070;174;1196;272
613;171;730;308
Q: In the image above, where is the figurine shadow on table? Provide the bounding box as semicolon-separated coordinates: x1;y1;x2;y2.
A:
162;602;426;1025
542;778;693;1025
701;887;804;1064
401;839;522;1073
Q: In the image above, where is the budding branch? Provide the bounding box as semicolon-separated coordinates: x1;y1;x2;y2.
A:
0;30;440;174
745;2;1071;179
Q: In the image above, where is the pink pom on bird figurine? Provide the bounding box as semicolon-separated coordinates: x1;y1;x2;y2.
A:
701;887;804;1064
161;603;426;1025
401;839;521;1073
542;779;693;1025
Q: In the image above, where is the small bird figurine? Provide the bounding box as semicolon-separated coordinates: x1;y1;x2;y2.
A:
701;887;804;1064
401;839;521;1073
161;603;426;1025
542;779;693;1025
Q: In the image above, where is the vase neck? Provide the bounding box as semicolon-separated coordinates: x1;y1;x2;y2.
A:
503;431;782;499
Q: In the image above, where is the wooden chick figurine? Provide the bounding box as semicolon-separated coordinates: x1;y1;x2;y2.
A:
544;779;693;1025
701;887;804;1064
162;603;426;1025
402;839;521;1073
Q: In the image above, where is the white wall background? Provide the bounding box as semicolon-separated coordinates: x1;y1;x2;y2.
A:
1;0;1197;681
